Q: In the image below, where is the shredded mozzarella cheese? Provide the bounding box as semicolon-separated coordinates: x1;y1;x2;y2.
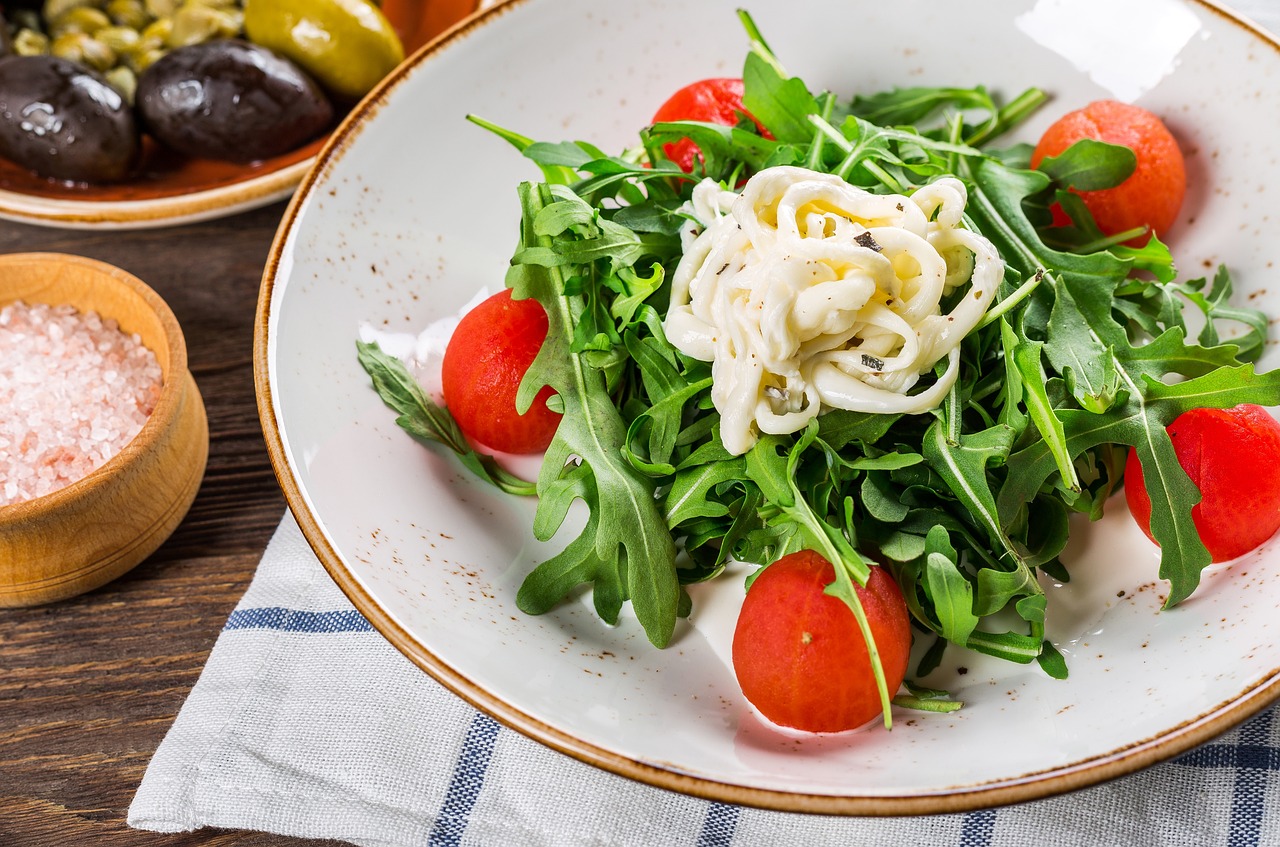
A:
664;166;1003;455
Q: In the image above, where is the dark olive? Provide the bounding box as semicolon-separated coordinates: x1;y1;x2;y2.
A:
0;54;140;182
136;39;332;163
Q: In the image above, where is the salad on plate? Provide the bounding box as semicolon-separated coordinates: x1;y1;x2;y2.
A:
357;11;1280;737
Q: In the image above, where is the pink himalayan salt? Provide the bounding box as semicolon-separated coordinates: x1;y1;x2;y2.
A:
0;300;162;507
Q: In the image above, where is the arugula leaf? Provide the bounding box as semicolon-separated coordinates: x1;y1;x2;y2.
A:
739;24;821;143
356;341;536;497
1036;139;1136;191
922;527;978;646
963;154;1280;606
508;182;680;648
1180;266;1268;363
466;114;579;185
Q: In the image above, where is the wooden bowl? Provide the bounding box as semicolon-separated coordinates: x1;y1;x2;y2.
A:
0;253;208;606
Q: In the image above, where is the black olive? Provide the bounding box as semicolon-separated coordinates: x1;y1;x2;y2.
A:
136;39;333;163
0;55;140;182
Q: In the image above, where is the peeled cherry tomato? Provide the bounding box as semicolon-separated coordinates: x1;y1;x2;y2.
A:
1125;405;1280;562
731;551;911;733
651;77;768;172
1031;100;1186;242
441;289;561;454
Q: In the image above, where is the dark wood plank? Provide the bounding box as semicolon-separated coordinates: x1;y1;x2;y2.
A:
0;204;345;846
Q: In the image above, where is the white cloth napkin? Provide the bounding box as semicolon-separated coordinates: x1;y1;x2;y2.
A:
128;512;1280;847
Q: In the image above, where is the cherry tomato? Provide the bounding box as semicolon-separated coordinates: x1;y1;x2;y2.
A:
731;551;911;733
1125;405;1280;562
1031;100;1186;242
650;77;768;172
441;289;561;454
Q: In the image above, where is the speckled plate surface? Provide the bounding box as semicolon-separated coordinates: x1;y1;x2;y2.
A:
256;0;1280;814
0;0;475;230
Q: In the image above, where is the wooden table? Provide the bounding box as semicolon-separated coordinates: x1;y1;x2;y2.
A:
0;204;347;846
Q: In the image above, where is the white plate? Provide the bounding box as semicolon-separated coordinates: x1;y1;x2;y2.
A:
256;0;1280;813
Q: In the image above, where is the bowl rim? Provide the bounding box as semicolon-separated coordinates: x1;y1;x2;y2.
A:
253;0;1280;815
0;252;189;521
0;164;308;232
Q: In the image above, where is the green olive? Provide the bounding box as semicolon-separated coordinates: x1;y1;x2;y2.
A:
242;0;403;101
96;24;141;52
44;0;99;23
13;29;51;56
122;43;165;72
140;17;172;44
144;0;180;18
104;64;136;102
49;6;112;36
50;31;116;70
168;4;240;47
106;0;151;29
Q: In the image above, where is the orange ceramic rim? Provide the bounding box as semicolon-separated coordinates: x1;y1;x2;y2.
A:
254;0;1280;815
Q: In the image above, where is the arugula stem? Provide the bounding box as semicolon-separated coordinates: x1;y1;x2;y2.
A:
966;87;1048;148
944;364;962;445
1077;226;1149;253
468;114;579;185
736;8;772;53
810;113;852;152
803;92;837;171
892;694;964;713
946;112;964;175
863;159;904;193
737;8;790;76
976;268;1045;330
966;630;1042;662
466;113;534;149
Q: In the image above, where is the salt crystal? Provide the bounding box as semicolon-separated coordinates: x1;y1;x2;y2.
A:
0;300;162;507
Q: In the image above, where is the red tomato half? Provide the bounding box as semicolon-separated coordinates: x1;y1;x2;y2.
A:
1125;405;1280;562
651;77;769;172
731;551;911;733
1031;100;1186;243
441;289;561;454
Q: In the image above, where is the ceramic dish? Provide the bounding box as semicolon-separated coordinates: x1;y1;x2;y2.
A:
257;0;1280;814
0;0;476;230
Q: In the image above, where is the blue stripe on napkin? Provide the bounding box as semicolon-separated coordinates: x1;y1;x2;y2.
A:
1173;709;1274;847
220;604;1280;845
223;607;374;634
696;802;740;847
1229;709;1273;847
429;713;502;846
960;809;996;846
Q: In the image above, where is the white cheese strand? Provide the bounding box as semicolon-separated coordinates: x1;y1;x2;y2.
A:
663;165;1003;456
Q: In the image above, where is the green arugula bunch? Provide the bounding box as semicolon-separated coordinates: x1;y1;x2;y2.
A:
359;12;1279;697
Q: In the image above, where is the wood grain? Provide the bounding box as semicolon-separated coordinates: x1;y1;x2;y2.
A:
0;204;346;846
